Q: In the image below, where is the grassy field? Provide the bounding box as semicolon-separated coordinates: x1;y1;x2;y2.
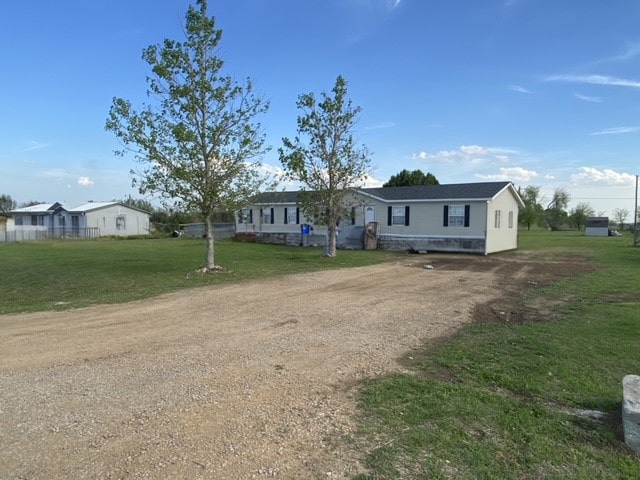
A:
0;238;393;314
355;230;640;479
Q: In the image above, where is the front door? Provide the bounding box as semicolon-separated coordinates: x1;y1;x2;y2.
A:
364;205;375;224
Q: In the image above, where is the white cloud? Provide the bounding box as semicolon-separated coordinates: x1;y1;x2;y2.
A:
414;145;519;164
589;126;640;136
508;85;533;94
460;145;489;156
544;74;640;89
358;174;385;187
78;176;95;187
475;167;539;182
574;93;602;103
570;167;635;186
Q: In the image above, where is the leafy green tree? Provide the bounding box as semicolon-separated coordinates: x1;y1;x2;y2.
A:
0;194;16;212
383;169;439;187
544;188;570;231
568;202;595;230
518;186;543;230
279;75;371;257
106;0;270;271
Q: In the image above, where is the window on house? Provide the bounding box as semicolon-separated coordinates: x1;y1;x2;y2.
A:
351;207;356;225
285;207;298;225
508;211;514;228
494;210;501;228
238;208;252;224
15;216;23;226
116;215;126;230
392;207;405;225
387;206;410;226
262;207;274;224
448;205;465;227
31;215;38;226
444;205;470;227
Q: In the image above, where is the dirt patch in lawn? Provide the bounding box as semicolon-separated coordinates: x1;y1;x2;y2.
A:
0;250;595;479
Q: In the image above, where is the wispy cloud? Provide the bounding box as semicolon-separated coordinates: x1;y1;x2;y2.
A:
339;0;402;11
18;141;50;153
571;167;635;186
475;167;539;182
574;93;602;103
364;121;396;131
600;41;640;63
544;74;640;89
387;0;402;10
40;169;73;180
589;126;640;136
508;85;533;94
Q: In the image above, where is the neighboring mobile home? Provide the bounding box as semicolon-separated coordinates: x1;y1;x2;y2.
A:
237;181;524;254
8;202;150;239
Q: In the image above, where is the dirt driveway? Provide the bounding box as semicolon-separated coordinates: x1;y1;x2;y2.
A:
0;252;582;479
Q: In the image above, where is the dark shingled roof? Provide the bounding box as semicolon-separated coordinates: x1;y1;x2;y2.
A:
360;182;513;201
253;182;515;204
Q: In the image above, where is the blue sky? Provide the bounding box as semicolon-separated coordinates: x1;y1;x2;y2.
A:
1;0;639;218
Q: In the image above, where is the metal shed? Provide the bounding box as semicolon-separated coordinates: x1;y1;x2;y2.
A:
585;217;609;237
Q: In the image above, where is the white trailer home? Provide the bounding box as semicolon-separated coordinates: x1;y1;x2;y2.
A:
237;182;524;254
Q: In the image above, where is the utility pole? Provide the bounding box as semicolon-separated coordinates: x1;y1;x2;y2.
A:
635;175;639;246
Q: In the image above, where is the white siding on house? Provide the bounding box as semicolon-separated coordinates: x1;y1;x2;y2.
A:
484;187;520;254
238;182;523;254
85;205;150;236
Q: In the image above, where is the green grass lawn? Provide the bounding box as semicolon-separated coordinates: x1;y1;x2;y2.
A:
0;238;393;314
355;229;640;479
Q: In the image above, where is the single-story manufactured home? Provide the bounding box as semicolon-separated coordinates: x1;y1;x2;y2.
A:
8;201;150;240
236;181;524;254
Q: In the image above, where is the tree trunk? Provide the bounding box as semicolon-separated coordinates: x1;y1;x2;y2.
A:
204;214;215;269
327;222;337;257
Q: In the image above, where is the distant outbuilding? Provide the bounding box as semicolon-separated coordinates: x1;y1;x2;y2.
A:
585;217;609;237
6;202;150;242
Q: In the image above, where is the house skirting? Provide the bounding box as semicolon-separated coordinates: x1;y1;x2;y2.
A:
256;232;325;247
377;234;486;254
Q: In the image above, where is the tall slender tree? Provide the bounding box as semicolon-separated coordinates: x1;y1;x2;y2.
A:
545;188;570;231
612;207;629;231
106;0;270;271
279;75;371;257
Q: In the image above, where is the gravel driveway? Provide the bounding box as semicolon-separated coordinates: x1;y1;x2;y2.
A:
1;257;519;479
